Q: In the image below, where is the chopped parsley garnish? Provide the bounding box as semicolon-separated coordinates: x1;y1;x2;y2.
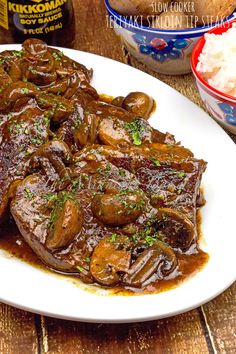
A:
151;158;161;167
145;235;159;246
43;112;52;126
110;233;118;242
43;192;57;203
52;51;63;61
71;179;81;193
13;50;23;58
8;121;23;134
178;171;186;178
31;138;43;146
118;169;126;177
47;191;75;229
77;266;84;273
56;101;66;110
85;257;91;263
21;87;30;94
24;188;36;201
96;163;111;177
74;116;81;129
124;119;144;146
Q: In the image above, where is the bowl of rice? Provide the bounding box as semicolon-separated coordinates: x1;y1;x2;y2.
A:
191;19;236;134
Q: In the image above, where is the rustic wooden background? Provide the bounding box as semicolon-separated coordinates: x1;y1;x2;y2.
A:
0;1;235;353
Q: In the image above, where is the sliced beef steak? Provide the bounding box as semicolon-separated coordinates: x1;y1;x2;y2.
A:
0;105;49;222
11;141;206;287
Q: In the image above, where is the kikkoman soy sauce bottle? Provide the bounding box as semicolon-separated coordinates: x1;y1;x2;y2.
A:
0;0;75;47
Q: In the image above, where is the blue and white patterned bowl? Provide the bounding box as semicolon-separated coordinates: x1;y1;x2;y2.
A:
105;0;236;75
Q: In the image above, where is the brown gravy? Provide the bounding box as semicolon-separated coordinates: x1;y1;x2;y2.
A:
0;213;209;296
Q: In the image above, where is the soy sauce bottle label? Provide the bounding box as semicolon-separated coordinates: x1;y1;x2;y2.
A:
0;0;75;47
0;0;9;29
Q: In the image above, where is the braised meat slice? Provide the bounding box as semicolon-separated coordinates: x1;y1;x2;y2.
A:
0;39;208;292
10;141;144;282
74;144;207;250
11;140;205;288
0;39;98;102
0;105;49;222
55;99;175;152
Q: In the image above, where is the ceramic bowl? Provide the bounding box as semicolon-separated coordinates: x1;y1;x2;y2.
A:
104;0;236;75
191;19;236;135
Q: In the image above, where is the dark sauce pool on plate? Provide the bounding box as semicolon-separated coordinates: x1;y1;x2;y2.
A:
0;212;209;296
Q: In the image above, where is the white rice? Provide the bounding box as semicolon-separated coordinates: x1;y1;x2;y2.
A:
197;23;236;97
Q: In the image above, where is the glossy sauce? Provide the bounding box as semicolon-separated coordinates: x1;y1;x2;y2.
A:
0;41;209;295
0;211;209;296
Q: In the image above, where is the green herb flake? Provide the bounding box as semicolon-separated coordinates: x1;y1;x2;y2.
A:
151;158;161;167
118;169;126;177
110;233;118;243
77;266;84;273
97;163;111;177
145;235;158;247
21;87;30;94
178;171;186;178
52;51;63;61
31;138;43;146
74;116;81;129
71;179;81;193
24;188;36;201
132;131;142;146
85;257;91;263
47;191;75;230
13;50;23;58
124;119;144;146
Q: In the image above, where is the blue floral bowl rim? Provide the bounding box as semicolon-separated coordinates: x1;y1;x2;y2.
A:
105;0;236;35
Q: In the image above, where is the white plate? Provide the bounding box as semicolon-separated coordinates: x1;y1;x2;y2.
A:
0;45;236;323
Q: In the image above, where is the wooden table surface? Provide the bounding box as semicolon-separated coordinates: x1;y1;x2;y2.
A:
0;1;235;353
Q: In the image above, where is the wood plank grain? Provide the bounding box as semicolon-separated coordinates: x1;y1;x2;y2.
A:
73;0;126;63
0;304;39;354
42;310;209;354
201;282;236;354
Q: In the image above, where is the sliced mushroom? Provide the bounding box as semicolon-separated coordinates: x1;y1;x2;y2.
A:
90;236;131;286
122;92;154;119
46;199;83;250
92;191;145;226
21;39;57;86
98;117;131;147
22;38;48;56
1;81;38;110
111;96;124;107
31;140;73;170
37;93;74;123
30;140;73;189
123;240;177;287
74;112;99;148
155;208;195;250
